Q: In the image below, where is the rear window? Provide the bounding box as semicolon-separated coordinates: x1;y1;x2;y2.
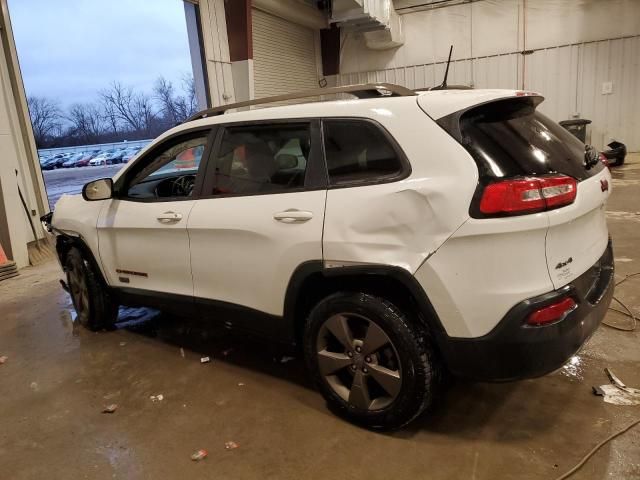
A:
323;120;406;185
441;98;602;181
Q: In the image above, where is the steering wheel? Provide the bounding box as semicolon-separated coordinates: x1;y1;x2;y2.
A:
172;175;196;197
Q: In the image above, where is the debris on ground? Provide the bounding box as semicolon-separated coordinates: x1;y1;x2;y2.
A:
200;356;210;364
119;342;127;347
150;394;164;402
0;355;7;364
30;381;39;392
190;449;208;461
222;348;233;357
279;356;295;364
593;368;640;406
102;404;118;413
237;382;245;387
180;348;185;358
224;441;239;450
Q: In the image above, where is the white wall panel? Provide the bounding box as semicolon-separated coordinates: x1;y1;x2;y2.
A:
526;0;640;50
339;0;640;151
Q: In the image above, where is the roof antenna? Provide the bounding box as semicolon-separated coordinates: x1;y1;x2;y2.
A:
430;45;453;91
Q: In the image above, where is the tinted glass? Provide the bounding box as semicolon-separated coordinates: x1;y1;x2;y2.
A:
210;124;310;195
323;120;403;185
126;135;207;199
454;98;602;181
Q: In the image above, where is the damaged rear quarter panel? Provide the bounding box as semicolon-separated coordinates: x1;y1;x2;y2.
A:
322;104;478;273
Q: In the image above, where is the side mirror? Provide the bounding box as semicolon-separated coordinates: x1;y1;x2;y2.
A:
82;178;113;201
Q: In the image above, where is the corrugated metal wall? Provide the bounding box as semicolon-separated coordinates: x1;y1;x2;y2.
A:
337;35;640;151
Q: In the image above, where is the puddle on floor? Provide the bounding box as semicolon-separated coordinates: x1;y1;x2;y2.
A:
559;355;585;381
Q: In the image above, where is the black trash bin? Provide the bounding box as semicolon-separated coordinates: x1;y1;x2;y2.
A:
559;119;591;143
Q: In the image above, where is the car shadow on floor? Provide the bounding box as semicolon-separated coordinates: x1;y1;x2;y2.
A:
116;306;315;391
116;306;574;439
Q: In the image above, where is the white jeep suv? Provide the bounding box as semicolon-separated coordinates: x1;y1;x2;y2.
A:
44;84;614;430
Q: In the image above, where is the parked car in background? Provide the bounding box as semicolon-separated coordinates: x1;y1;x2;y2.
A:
75;150;100;167
62;153;85;168
109;149;128;164
121;146;142;163
89;151;113;166
41;153;68;170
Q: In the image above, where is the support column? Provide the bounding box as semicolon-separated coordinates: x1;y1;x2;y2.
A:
225;0;253;103
189;0;235;106
184;1;210;110
0;0;48;268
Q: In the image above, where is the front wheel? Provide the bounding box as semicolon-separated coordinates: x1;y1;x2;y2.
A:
65;247;118;331
304;292;440;430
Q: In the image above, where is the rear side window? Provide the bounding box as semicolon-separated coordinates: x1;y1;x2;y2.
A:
322;120;405;185
444;98;602;181
209;123;310;195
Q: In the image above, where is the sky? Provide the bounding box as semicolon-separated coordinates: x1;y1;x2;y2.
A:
8;0;193;109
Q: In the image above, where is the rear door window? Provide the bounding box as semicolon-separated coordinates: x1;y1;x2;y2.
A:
207;123;311;196
322;120;407;186
443;98;603;181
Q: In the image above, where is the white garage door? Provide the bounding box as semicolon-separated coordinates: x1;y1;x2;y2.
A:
252;9;319;100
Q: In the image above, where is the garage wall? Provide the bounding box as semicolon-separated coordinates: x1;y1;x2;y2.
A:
338;0;640;150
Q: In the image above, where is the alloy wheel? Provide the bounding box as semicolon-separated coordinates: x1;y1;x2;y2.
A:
316;313;402;410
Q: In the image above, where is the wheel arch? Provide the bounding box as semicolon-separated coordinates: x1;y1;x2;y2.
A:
56;234;109;287
283;262;447;348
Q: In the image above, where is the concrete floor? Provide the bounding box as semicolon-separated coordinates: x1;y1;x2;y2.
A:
2;156;640;480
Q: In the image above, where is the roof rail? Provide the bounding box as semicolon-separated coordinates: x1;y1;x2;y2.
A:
184;83;416;122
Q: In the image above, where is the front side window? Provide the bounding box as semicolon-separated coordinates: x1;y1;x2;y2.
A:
125;135;208;200
322;120;404;185
209;123;310;195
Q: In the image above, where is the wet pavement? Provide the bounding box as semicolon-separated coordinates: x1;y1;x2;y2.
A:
2;156;640;479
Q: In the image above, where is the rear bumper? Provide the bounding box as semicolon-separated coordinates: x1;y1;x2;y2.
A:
438;240;614;381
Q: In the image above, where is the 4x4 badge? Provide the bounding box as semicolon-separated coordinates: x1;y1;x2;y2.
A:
555;257;573;270
600;179;609;192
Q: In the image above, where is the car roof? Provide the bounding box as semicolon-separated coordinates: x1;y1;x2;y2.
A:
170;88;540;132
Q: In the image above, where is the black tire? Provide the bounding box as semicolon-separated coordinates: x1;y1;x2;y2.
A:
304;292;440;430
65;247;118;331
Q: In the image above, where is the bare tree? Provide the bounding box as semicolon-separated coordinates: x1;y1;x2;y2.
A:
154;75;198;125
180;74;198;118
66;103;104;143
27;96;62;147
154;76;179;125
100;81;155;134
101;98;120;135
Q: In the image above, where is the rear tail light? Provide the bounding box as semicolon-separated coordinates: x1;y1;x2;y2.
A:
526;296;577;326
479;175;577;215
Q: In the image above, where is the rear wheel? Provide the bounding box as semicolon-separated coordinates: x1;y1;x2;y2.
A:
304;292;440;430
65;247;118;331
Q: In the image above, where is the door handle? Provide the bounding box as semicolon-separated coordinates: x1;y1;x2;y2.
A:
273;210;313;223
156;211;183;223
